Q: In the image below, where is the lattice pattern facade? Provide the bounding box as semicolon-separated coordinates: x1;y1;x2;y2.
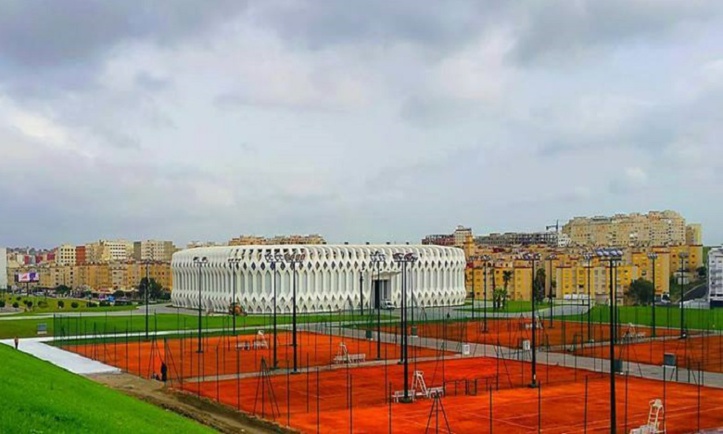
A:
171;245;466;313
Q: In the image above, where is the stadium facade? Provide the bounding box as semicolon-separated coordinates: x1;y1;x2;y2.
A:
171;244;466;314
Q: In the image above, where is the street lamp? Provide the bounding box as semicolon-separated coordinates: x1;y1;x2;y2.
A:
193;256;208;353
595;248;623;433
520;252;541;388
370;250;386;360
679;251;689;339
392;251;418;403
264;251;285;370
546;253;557;328
227;255;242;336
582;252;594;342
647;252;658;338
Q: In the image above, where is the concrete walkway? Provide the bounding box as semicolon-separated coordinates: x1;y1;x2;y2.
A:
0;337;120;375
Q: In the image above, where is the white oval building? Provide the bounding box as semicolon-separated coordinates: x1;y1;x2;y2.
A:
171;245;466;314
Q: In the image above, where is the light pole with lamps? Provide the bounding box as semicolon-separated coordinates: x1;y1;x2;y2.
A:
679;251;689;339
359;262;366;316
481;255;492;332
227;255;242;336
582;252;594;342
193;256;208;353
144;259;151;340
285;250;306;373
521;252;541;388
370;250;386;360
647;252;658;338
546;253;557;328
595;248;623;433
264;251;284;369
392;251;418;403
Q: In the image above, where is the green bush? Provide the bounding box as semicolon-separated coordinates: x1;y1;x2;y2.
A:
71;302;79;309
26;301;33;309
12;302;19;309
0;300;5;308
86;302;98;308
99;301;111;307
57;300;65;309
15;296;21;301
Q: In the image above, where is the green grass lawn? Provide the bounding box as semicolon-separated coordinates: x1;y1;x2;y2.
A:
559;305;723;331
458;300;540;313
0;344;213;433
1;311;391;339
1;294;137;314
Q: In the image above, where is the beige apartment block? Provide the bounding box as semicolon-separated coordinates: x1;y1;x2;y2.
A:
562;211;692;247
133;240;177;262
56;244;76;266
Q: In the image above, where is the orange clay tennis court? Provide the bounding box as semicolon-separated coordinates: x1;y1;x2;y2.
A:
574;333;723;373
392;318;680;349
62;330;450;379
182;356;723;433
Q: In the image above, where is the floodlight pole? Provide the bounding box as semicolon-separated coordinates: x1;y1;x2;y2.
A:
193;256;208;353
144;260;150;340
468;256;478;322
679;252;688;339
595;248;623;433
546;254;556;328
523;252;540;388
371;250;385;360
360;263;365;316
228;256;241;337
481;255;492;333
583;252;593;342
264;252;282;369
648;252;658;338
393;251;418;403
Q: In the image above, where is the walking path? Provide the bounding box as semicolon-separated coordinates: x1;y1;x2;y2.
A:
0;337;120;375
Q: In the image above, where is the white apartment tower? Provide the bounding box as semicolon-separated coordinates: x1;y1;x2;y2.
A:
708;248;723;307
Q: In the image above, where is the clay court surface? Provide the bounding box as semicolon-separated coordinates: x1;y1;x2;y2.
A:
181;356;723;433
389;318;681;349
575;334;723;373
62;331;448;380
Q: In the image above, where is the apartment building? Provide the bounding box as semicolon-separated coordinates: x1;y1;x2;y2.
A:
563;211;694;247
56;244;76;266
0;247;7;289
709;248;723;307
133;240;177;262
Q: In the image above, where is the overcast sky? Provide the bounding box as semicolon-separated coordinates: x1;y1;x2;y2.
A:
1;1;722;248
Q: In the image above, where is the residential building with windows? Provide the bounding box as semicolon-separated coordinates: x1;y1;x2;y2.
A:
709;248;723;307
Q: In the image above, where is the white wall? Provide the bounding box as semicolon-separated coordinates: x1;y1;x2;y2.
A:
0;247;7;290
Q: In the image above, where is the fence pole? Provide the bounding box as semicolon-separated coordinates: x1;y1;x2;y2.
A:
584;376;588;434
316;367;320;434
537;382;541;434
489;386;493;433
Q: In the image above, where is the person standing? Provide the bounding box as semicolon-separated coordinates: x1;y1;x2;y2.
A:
13;336;19;350
160;361;168;383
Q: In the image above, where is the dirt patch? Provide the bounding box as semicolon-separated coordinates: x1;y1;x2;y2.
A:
88;372;297;434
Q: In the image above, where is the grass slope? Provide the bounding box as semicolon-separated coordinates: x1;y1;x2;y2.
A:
560;305;723;331
1;294;136;314
0;344;214;434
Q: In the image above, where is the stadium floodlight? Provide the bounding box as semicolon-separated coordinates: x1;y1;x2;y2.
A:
520;252;541;388
193;256;208;353
595;247;624;433
480;255;492;332
392;251;419;403
263;251;284;369
546;253;557;328
370;250;386;360
678;251;689;339
282;250;306;374
647;252;658;338
227;255;242;336
582;252;594;342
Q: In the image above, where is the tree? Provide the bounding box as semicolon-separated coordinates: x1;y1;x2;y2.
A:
138;277;164;300
534;268;546;302
55;284;71;295
697;266;707;279
627;278;654;306
57;300;65;309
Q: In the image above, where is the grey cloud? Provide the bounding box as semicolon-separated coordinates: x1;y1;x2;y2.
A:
0;1;247;97
511;0;723;65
